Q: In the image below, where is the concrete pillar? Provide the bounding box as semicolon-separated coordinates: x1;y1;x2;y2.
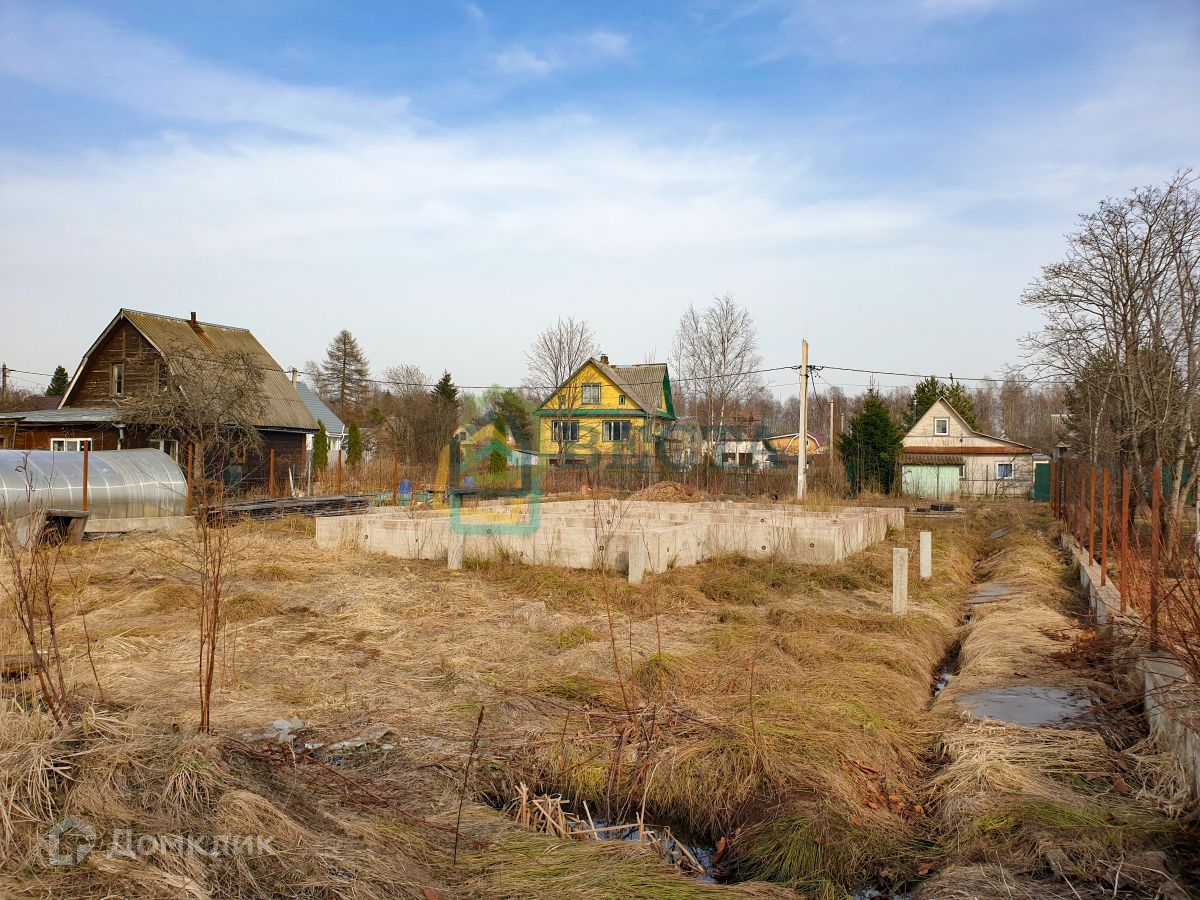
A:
892;547;909;616
628;537;646;585
919;531;932;581
448;529;464;571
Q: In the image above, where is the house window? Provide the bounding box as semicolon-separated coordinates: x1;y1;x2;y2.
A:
551;420;580;443
581;383;602;405
603;420;630;442
111;363;124;396
51;438;92;452
150;439;180;462
996;462;1014;480
738;452;753;467
618;394;626;405
934;417;949;435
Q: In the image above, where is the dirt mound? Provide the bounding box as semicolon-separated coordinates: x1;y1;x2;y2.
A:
629;481;703;502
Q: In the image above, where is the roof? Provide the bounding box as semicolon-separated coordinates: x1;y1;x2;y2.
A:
538;357;672;419
764;432;824;455
0;407;119;424
601;362;670;418
905;397;1037;452
904;446;1035;456
295;382;346;437
900;453;965;465
62;309;318;433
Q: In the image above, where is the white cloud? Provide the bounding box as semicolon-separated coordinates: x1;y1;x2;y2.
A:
493;30;631;79
494;45;555;77
462;3;488;32
0;2;409;136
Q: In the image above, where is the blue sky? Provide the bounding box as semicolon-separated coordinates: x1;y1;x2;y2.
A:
1;0;1198;397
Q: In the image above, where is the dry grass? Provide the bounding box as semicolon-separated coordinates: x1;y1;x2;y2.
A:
0;503;1190;898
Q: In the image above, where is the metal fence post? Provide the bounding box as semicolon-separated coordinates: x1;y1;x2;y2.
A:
1150;467;1161;650
1100;468;1109;586
1120;468;1130;614
1088;465;1096;563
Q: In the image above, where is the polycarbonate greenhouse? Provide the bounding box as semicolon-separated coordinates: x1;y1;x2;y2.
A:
0;449;187;521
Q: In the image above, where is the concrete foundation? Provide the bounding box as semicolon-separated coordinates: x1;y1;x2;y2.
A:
315;499;902;576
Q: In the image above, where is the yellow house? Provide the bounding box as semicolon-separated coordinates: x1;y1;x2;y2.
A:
535;356;675;462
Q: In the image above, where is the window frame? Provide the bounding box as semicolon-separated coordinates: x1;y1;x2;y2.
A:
51;438;93;452
580;382;602;405
150;438;180;462
603;420;630;442
996;461;1015;480
111;362;125;397
933;417;949;435
551;419;580;444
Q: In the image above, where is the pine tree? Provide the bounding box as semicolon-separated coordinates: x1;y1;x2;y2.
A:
45;365;69;397
313;421;329;470
346;422;363;467
902;375;979;432
318;330;371;419
839;388;904;494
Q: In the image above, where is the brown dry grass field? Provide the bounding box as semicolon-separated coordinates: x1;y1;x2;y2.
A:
1;501;1195;899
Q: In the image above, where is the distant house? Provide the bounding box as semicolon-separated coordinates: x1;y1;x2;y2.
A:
0;309;317;491
534;356;675;463
763;432;824;467
295;381;346;469
899;397;1036;499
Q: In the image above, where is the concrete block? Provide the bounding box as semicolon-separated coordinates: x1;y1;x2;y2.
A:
892;547;909;616
628;536;645;584
448;529;464;571
919;531;932;580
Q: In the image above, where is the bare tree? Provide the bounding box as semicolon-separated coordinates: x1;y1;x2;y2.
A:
120;345;267;731
671;294;763;460
525;317;598;461
1023;171;1200;553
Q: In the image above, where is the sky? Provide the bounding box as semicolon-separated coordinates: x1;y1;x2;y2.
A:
1;0;1198;400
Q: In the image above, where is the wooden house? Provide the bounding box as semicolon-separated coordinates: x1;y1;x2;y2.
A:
0;309;317;492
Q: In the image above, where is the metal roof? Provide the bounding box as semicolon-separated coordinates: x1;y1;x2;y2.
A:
603;362;669;417
0;407;119;424
61;309;318;433
294;382;346;437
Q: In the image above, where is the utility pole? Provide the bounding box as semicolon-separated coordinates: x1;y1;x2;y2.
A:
1;362;7;397
797;340;809;500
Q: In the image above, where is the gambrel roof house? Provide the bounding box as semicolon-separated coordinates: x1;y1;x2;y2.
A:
900;397;1036;499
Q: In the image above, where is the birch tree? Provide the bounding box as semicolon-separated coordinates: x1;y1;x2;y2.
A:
671;294;763;460
525;317;598;461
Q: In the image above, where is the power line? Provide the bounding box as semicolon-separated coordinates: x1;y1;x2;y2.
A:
812;363;1068;386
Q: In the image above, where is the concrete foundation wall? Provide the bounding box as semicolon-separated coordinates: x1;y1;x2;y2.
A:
316;501;901;574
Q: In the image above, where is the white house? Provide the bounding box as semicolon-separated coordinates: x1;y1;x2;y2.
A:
295;381;346;470
900;397;1036;499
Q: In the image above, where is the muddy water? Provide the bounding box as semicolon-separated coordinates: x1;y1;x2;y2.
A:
966;582;1013;604
955;684;1093;727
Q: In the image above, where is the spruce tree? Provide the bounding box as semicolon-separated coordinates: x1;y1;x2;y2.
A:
902;375;979;432
46;365;69;397
493;389;533;448
346;421;363;466
318;330;371;419
839;388;904;494
313;421;329;470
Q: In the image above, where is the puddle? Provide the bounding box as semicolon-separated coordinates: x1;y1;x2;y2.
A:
853;891;912;900
955;685;1092;727
988;527;1010;539
932;670;955;696
588;819;718;882
967;582;1013;605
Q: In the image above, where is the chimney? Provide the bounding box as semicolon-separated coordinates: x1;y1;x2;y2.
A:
190;311;197;324
599;354;609;365
291;367;298;386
